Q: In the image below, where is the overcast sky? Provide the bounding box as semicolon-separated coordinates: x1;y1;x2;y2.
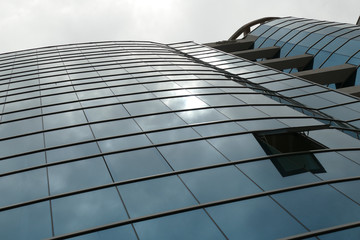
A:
0;0;359;54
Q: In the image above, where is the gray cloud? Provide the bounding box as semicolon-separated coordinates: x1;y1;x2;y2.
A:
0;0;359;53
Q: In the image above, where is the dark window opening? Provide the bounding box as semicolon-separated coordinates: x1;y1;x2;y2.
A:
256;132;326;177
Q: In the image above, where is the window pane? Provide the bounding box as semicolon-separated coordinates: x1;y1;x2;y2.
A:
118;176;197;218
0;133;44;158
147;127;200;144
43;110;87;129
207;196;306;239
45;126;94;147
180;166;261;203
98;135;151;153
68;225;138;240
91;119;141;138
48;157;112;195
105;148;172;182
46;142;101;163
0;202;52;240
135;113;186;131
0;169;48;207
273;185;360;230
84;104;129;122
158;140;228;170
134;210;226;240
124;100;170;115
52;187;128;235
209;134;266;161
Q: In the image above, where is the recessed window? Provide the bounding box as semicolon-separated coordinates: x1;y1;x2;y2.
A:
256;132;326;177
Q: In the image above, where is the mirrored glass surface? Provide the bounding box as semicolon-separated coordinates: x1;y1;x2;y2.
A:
0;117;42;138
273;185;360;230
124;99;170;115
45;126;94;147
98;135;151;153
135;113;186;131
43;110;87;129
180;166;261;203
0;133;44;158
84;104;129;122
135;209;226;240
147;127;200;144
161;96;208;110
48;157;112;195
46;142;101;163
105;148;172;182
238;159;320;190
158;140;228;170
68;225;138;240
0;152;45;174
0;168;48;207
177;108;228;124
207;196;306;239
118;176;197;218
194;122;245;137
0;202;52;240
91;119;141;138
52;187;127;235
209;134;266;161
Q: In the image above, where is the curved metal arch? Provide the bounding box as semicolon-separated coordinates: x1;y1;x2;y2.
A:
229;17;280;41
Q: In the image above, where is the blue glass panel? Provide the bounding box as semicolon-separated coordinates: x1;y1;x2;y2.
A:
135;113;186;131
91;119;141;138
0;202;52;240
77;88;114;100
181;166;261;203
309;129;360;148
105;148;172;181
0;169;48;207
158;140;228;170
124;99;170;115
0;133;44;158
135;209;226;240
207;196;306;239
0;117;42;138
45;126;94;147
218;106;268;119
98;134;151;153
209;134;266;161
238;159;319;190
48;157;112;195
0;152;45;174
47;142;100;163
332;180;360;204
161;96;208;110
273;185;360;230
68;225;138;240
52;187;127;235
118;176;197;218
43;110;87;129
177;108;228;124
238;119;287;131
194;122;245;137
147;127;200;144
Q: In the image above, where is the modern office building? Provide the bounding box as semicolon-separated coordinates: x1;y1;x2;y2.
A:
0;17;359;240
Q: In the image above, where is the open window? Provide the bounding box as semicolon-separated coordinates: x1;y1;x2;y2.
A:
256;131;326;177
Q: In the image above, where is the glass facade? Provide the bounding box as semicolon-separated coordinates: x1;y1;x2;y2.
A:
0;39;359;239
250;17;360;86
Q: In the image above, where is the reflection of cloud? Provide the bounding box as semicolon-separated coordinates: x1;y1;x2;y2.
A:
0;0;359;53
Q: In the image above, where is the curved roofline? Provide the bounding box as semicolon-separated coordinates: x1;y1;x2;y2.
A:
228;17;280;40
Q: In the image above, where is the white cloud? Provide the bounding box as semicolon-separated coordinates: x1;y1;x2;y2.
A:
0;0;359;53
